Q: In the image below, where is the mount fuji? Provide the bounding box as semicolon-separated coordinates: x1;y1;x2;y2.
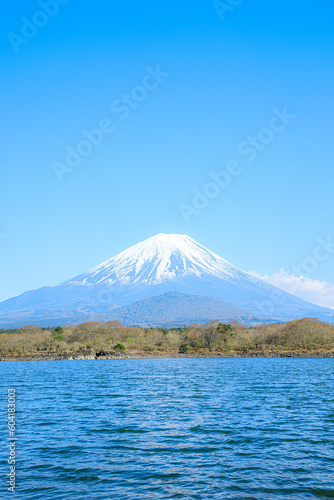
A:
0;233;333;327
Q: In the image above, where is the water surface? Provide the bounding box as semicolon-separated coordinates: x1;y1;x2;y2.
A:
1;358;333;499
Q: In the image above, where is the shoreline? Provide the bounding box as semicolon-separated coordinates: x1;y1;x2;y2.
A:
1;350;334;361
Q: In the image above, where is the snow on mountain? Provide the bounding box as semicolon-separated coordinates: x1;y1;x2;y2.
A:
65;233;253;286
0;233;333;327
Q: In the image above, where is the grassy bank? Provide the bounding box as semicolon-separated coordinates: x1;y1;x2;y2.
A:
1;318;334;360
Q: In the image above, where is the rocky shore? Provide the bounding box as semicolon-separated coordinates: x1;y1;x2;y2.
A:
1;349;334;361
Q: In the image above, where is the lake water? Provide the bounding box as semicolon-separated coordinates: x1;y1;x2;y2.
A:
1;358;334;499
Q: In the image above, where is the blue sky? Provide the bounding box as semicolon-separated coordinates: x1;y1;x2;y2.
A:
1;0;334;305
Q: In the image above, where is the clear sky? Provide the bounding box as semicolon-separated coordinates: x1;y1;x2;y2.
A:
1;0;334;306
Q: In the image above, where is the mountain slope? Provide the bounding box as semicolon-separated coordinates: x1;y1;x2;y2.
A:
0;233;333;327
79;291;262;327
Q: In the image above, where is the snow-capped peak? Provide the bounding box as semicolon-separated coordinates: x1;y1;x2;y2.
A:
67;233;248;286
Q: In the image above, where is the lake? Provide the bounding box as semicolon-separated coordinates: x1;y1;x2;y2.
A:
1;358;334;499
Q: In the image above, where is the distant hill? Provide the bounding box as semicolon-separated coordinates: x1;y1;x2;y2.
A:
83;291;264;327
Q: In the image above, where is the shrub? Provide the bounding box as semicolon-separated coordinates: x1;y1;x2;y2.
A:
114;343;125;351
198;325;224;351
217;323;234;345
51;332;64;341
20;325;42;335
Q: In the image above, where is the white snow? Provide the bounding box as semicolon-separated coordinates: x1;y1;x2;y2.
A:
66;233;251;286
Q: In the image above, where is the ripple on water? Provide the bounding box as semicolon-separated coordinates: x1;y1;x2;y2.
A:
0;358;334;499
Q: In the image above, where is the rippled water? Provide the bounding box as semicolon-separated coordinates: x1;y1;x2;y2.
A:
1;358;334;499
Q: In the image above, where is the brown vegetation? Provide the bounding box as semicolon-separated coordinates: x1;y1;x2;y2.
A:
1;319;334;360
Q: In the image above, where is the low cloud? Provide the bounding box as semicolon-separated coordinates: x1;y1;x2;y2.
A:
248;269;334;310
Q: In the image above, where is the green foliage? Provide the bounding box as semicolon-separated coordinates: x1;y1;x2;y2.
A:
179;344;190;353
217;323;232;334
217;323;234;345
51;325;65;341
174;326;188;333
51;331;64;341
114;343;125;351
